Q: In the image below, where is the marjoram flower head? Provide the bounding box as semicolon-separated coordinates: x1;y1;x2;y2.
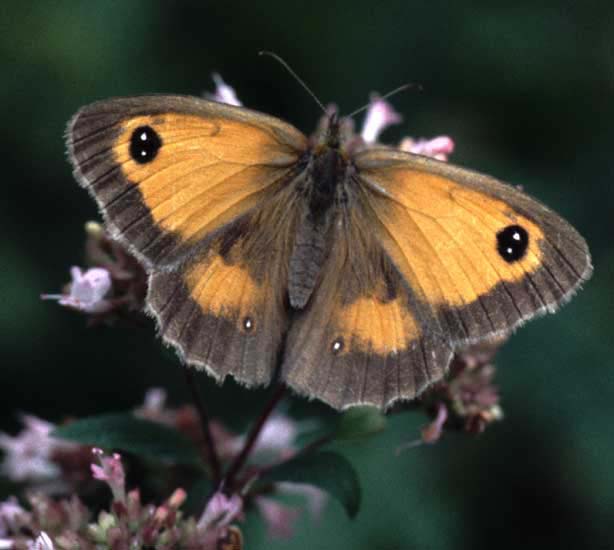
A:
41;266;112;314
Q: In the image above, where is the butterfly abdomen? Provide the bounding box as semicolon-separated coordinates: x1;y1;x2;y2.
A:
288;214;329;309
287;146;349;309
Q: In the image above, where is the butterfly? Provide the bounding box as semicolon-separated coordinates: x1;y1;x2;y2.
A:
66;90;592;410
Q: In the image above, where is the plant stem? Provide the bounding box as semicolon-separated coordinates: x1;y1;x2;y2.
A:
224;384;287;492
183;368;222;485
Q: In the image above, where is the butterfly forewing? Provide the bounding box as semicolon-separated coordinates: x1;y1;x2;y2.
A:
354;148;592;344
67;96;308;387
67;95;307;267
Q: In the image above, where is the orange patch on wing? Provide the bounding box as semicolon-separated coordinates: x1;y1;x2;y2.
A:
184;253;263;329
333;296;420;354
364;168;546;307
111;114;300;245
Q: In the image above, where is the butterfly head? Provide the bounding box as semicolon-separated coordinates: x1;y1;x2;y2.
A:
324;111;341;149
310;108;361;159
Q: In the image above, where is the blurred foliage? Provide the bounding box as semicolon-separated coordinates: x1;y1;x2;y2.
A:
1;1;613;548
258;451;361;518
52;413;204;466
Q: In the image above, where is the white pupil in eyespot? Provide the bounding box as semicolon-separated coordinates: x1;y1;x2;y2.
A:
507;247;513;254
140;132;147;141
513;232;520;241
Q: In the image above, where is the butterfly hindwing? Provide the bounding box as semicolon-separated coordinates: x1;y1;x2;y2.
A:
282;198;452;409
67;96;308;386
148;208;296;386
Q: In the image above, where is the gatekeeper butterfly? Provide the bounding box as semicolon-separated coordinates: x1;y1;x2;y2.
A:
66;81;591;410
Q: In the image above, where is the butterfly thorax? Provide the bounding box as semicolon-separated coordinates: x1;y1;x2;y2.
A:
307;113;356;212
307;147;346;216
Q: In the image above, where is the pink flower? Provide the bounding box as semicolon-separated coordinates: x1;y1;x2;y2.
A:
253;482;328;540
27;532;53;550
361;96;403;144
222;414;300;462
90;449;125;503
205;73;242;107
41;267;112;313
197;491;243;533
0;497;30;537
133;388;175;425
253;415;299;457
255;496;301;540
140;387;166;412
421;403;449;444
276;482;328;520
399;135;455;161
0;415;73;483
395;403;449;454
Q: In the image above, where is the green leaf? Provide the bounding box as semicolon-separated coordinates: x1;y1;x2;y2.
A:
258;451;361;518
335;406;387;441
294;426;331;448
51;413;202;466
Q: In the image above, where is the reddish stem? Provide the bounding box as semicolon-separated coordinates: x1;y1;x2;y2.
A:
183;368;222;485
223;384;287;492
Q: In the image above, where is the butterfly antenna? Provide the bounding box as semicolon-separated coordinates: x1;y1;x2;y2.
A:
346;82;423;119
259;51;327;114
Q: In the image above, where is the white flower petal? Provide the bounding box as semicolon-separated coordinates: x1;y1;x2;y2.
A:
361;97;402;144
206;73;242;106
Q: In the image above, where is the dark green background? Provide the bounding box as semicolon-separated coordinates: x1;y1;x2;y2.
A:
2;1;613;548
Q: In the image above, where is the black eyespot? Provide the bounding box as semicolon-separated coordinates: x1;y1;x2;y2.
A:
129;125;162;164
497;224;529;263
331;337;344;355
243;316;254;332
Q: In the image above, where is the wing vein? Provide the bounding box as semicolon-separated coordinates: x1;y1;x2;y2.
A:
357;184;448;341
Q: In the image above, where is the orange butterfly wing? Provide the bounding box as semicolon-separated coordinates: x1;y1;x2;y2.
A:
283;148;591;409
68;96;307;386
355;148;591;342
282;196;451;409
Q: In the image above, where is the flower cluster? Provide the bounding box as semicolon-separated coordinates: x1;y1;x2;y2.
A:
0;449;240;550
0;388;327;547
397;340;504;452
0;415;74;486
359;93;454;160
41;221;147;324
